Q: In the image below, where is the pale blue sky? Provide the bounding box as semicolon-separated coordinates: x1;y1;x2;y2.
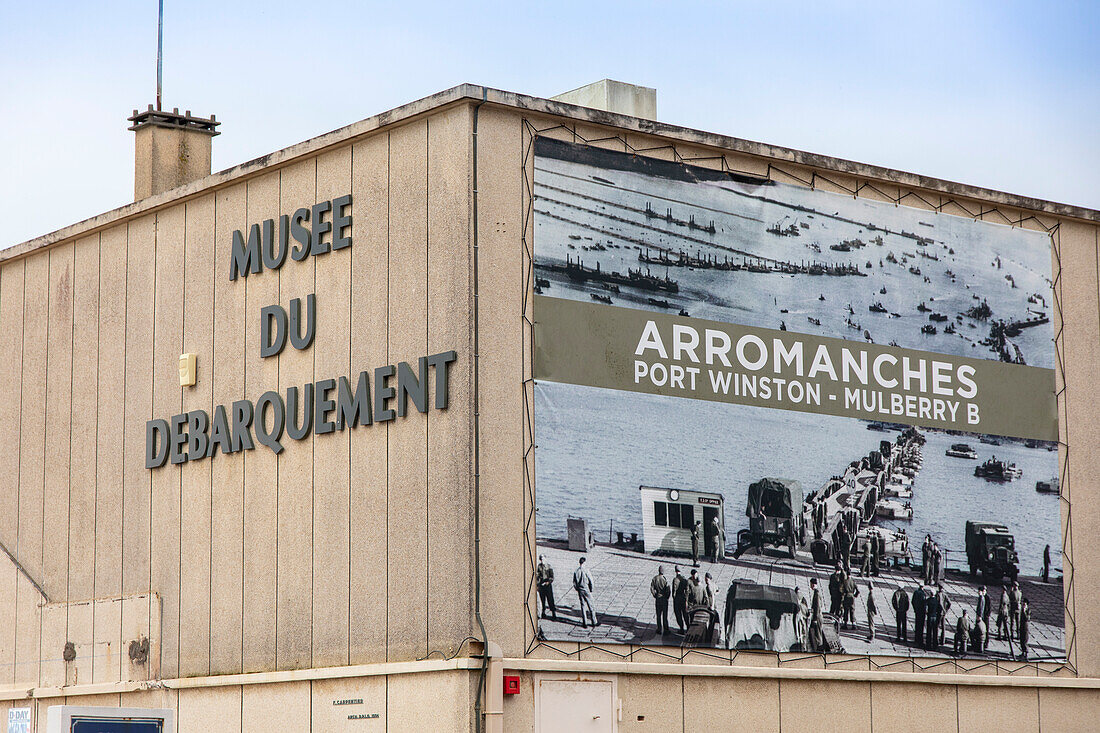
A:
2;0;1097;248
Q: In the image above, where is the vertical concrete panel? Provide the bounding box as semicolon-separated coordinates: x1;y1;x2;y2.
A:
386;119;429;663
17;252;49;686
349;133;390;665
123;216;156;600
427;106;475;655
311;676;387;731
276;158;317;670
958;685;1038;732
44;242;75;603
178;195;215;677
386;670;473;732
210;183;247;676
121;593;159;681
778;679;871;733
94;224;127;684
684;676;778;732
39;601;66;687
91;598;121;684
65;600;94;686
178;685;241;733
312;147;353;668
151;205;186;679
870;681;957;732
241;680;311;733
1038;687;1100;732
0;260;25;685
242;172;280;674
617;675;682;732
1055;221;1100;675
69;235;100;604
475;107;526;655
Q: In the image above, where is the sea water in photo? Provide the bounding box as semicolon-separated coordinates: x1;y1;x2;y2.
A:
533;140;1055;370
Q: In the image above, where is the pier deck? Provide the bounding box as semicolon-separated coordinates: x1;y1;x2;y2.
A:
536;540;1065;661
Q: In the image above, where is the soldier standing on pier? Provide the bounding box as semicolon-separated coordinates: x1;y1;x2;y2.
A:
651;566;671;635
954;610;972;656
671;566;688;633
1009;581;1023;639
936;585;952;645
1019;598;1032;661
808;578;825;652
866;582;878;640
536;555;558;620
1043;544;1052;583
931;543;943;585
573;556;598;628
860;541;872;577
922;535;933;584
912;585;928;649
691;520;701;567
841;572;859;630
829;565;844;616
688;569;704;607
702;573;716;609
709;516;724;564
997;585;1015;657
925;587;941;651
892;585;910;643
813;501;825;541
975;585;991;651
835;522;852;574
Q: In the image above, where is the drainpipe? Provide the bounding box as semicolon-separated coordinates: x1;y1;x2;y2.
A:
471;87;492;733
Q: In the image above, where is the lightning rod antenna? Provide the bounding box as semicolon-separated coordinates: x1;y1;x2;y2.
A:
156;0;163;110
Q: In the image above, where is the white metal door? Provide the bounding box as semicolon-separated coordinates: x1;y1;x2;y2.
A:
535;678;616;733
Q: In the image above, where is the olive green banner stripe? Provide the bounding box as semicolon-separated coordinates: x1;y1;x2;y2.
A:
533;295;1057;442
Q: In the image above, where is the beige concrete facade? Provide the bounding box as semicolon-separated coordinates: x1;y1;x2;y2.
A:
1;85;1099;730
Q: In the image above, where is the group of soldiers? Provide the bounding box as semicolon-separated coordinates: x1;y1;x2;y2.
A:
920;535;946;585
536;544;1040;660
824;564;879;638
890;580;1033;659
688;517;725;566
536;554;725;636
649;564;718;634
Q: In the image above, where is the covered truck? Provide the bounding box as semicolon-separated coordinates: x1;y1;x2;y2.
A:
739;477;803;558
722;581;809;652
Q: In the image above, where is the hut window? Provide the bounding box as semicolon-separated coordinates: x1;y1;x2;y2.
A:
654;501;668;526
680;504;694;528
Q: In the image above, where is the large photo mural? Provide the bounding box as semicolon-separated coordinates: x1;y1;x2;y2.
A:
531;137;1063;661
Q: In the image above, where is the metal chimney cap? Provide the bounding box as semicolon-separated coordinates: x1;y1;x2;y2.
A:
128;107;220;136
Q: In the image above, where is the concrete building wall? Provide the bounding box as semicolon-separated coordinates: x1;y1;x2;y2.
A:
0;102;476;693
1;86;1099;730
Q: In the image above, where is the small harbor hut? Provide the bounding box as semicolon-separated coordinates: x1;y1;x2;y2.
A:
639;486;726;558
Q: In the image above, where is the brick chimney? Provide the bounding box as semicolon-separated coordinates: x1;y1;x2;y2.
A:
128;106;220;200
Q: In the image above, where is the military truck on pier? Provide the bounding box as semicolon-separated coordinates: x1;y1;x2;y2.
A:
965;521;1020;581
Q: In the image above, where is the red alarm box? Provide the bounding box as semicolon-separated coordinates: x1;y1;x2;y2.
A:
503;675;521;695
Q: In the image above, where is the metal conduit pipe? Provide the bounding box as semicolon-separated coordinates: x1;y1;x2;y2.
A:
471;88;500;733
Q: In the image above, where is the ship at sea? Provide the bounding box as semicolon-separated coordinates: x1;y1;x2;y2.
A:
974;457;1023;482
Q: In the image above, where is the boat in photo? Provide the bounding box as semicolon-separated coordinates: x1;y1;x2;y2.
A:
1036;477;1060;494
974;457;1023;482
875;499;913;520
945;443;978;459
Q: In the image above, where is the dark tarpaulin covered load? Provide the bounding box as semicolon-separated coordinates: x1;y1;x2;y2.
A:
745;477;803;520
723;581;801;635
